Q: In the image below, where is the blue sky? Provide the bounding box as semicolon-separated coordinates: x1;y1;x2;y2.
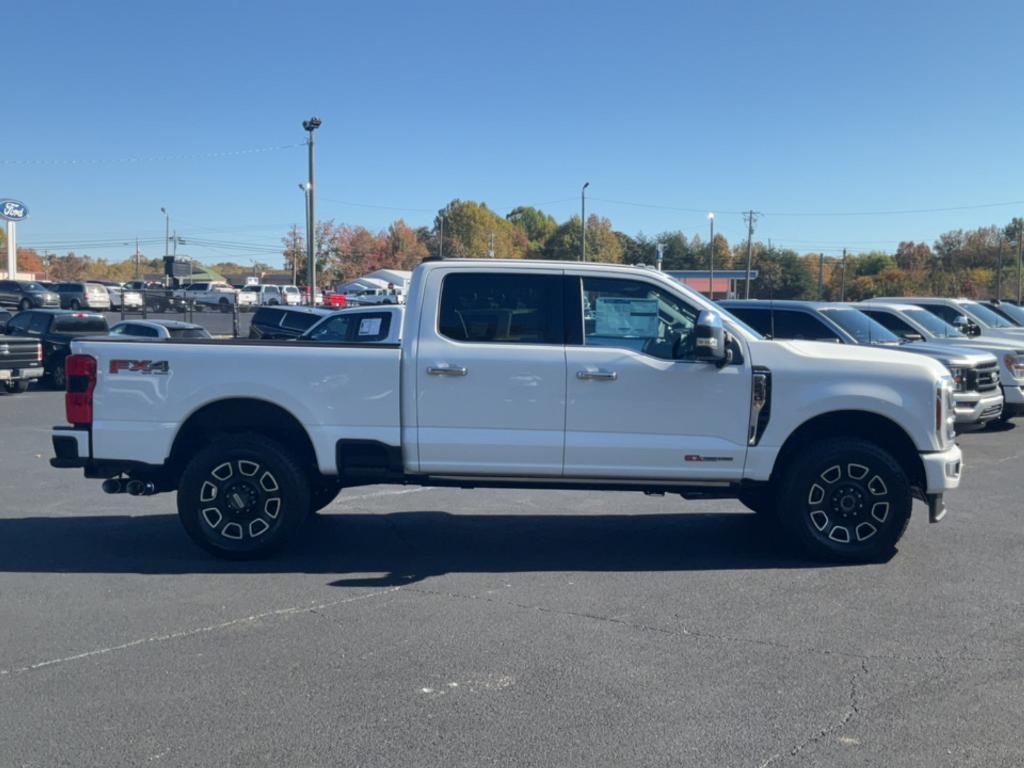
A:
5;0;1023;267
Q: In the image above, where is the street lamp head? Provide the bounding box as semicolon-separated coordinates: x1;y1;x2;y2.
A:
582;181;590;191
708;212;715;221
160;207;166;215
298;183;308;191
303;117;322;131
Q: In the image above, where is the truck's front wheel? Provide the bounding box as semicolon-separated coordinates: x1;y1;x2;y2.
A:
776;438;911;563
177;434;310;559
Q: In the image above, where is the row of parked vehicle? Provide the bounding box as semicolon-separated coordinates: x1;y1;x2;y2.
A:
0;301;405;393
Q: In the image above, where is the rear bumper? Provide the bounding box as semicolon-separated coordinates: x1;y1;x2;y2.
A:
51;427;90;468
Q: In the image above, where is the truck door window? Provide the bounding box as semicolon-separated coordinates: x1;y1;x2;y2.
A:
438;273;564;344
581;277;698;360
726;307;772;336
28;314;51;334
771;310;841;341
920;303;963;325
862;310;915;337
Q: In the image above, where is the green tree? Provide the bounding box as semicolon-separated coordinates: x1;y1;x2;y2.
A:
435;200;528;259
507;206;558;258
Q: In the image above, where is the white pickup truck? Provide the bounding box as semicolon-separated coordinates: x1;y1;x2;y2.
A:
173;281;258;312
51;260;963;563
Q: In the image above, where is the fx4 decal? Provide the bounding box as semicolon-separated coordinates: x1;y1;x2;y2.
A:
109;360;170;375
684;454;733;463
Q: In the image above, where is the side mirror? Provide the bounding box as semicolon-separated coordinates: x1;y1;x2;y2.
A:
695;310;732;367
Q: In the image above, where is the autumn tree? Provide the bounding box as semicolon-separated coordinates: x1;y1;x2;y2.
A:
435;200;528;259
506;206;558;258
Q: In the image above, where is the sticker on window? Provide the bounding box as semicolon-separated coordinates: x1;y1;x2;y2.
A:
358;317;383;336
594;298;659;338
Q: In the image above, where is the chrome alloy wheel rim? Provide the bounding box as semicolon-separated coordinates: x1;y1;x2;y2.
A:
805;463;890;545
197;460;282;542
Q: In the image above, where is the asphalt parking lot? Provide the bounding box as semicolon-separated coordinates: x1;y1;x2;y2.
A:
1;390;1022;767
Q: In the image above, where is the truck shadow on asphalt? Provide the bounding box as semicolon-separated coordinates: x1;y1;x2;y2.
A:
0;510;871;584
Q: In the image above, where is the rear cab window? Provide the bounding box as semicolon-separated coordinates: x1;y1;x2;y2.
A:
52;316;109;334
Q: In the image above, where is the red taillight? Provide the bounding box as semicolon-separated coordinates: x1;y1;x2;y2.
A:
65;354;97;427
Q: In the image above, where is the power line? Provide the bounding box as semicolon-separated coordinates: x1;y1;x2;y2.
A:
0;143;304;166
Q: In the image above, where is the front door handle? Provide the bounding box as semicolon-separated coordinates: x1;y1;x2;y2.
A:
576;369;618;381
427;364;468;377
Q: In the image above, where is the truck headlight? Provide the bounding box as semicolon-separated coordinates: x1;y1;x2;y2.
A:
1004;353;1024;381
946;365;966;392
937;378;956;444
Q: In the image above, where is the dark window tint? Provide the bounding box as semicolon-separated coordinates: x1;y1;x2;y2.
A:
729;307;840;341
819;308;898;344
861;310;917;337
770;310;841;341
28;314;51;333
438;273;563;344
0;280;15;290
52;316;109;334
7;314;33;333
168;328;209;339
253;308;286;328
725;307;773;336
280;311;324;332
920;303;964;325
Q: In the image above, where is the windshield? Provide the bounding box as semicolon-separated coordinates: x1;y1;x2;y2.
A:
987;302;1024;326
963;301;1016;328
52;317;109;334
820;308;900;344
905;308;965;338
22;282;47;292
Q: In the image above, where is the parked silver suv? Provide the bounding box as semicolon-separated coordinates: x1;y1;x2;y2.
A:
55;282;112;311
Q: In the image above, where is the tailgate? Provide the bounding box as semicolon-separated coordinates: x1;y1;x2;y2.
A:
0;340;42;369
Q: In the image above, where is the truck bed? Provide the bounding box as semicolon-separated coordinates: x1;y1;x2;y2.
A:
72;337;402;475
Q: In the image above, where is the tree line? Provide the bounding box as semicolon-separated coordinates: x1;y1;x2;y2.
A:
5;202;1023;301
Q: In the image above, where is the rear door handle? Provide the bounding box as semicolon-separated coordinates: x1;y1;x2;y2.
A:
427;364;468;377
576;369;618;381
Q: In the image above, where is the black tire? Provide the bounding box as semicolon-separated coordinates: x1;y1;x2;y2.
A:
19;298;31;311
310;477;343;514
775;437;911;563
4;380;29;394
177;433;310;559
51;361;67;390
70;299;81;310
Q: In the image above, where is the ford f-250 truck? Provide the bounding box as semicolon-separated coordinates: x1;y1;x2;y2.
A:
50;260;963;563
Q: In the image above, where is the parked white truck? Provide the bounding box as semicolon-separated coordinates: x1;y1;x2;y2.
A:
51;260;963;563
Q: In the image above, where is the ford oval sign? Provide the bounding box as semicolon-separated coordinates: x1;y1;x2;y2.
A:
0;200;28;222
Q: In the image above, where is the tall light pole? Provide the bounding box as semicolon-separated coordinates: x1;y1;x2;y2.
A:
707;212;715;299
580;182;590;261
160;207;170;259
303;117;321;304
438;204;448;259
297;183;309;287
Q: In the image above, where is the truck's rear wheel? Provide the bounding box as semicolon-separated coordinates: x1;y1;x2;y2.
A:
177;434;310;559
776;437;911;563
4;380;29;394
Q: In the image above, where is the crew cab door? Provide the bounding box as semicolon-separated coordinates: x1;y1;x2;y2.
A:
413;268;567;475
563;275;751;481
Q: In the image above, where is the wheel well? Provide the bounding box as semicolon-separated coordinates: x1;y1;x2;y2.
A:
773;411;926;492
169;398;318;482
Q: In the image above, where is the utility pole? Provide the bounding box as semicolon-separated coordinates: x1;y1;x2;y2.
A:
438;207;445;259
488;232;495;258
1018;219;1023;304
134;238;140;279
840;248;847;301
818;252;825;299
997;235;1004;300
297;183;308;286
581;182;590;261
656;242;664;271
743;209;760;299
303;117;321;304
708;213;715;299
